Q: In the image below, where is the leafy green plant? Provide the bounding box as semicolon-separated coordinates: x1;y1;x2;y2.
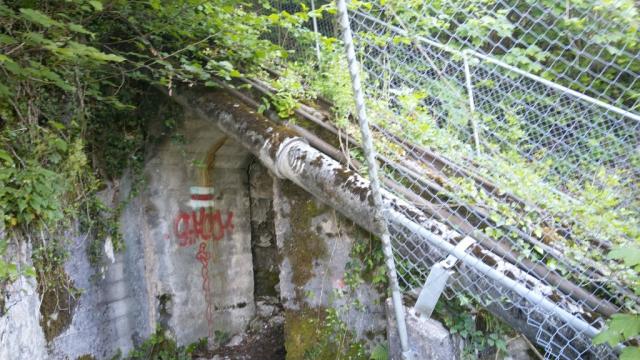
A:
116;327;207;360
0;239;35;282
593;245;640;359
435;294;510;358
303;307;369;360
369;343;388;360
214;330;230;345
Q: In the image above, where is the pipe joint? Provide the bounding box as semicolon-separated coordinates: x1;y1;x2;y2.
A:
274;137;309;179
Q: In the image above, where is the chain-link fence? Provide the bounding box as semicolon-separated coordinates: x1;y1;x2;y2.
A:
255;0;639;358
339;1;640;359
253;0;336;62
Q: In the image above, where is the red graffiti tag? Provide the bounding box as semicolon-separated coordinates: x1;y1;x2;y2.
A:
195;242;214;338
173;208;234;246
171;204;233;339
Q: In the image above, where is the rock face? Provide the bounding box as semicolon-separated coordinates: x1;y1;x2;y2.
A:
0;275;47;360
0;242;47;360
50;179;152;359
0;242;48;360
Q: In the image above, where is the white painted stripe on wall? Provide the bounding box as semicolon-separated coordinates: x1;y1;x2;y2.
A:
190;186;215;195
188;200;216;209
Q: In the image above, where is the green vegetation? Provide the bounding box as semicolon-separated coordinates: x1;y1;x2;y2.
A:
0;0;292;251
0;0;312;342
0;1;303;273
287;308;369;360
391;0;640;109
435;294;511;359
111;327;207;360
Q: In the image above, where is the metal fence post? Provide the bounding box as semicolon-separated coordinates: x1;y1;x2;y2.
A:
462;50;481;155
310;0;322;63
335;0;411;358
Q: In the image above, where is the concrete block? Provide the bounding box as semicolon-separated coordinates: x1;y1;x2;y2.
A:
100;280;130;303
105;297;136;320
386;298;461;360
104;261;125;283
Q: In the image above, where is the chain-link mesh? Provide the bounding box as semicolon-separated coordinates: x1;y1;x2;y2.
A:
253;0;336;62
254;1;639;357
340;1;639;359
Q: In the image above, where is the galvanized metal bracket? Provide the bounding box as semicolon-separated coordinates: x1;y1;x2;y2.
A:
414;237;476;318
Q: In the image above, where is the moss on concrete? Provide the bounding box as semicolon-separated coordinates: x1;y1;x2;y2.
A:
284;309;368;360
36;262;77;342
281;181;328;291
284;309;323;360
75;355;95;360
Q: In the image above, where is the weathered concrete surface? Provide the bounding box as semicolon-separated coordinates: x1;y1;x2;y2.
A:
504;337;536;360
0;240;47;360
249;162;279;298
274;178;387;358
50;177;152;359
139;109;256;346
386;299;461;360
48;108;256;359
0;275;48;360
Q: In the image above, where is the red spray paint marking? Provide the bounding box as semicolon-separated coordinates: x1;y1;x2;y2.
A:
172;206;234;339
173;208;234;246
195;242;214;338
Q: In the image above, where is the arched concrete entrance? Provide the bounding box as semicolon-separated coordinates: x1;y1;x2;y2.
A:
144;109;256;344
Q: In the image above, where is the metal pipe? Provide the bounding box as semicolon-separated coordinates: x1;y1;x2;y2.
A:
388;212;599;338
168;87;612;357
200;76;620;316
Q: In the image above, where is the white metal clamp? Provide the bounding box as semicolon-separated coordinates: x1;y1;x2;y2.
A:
414;237;476;318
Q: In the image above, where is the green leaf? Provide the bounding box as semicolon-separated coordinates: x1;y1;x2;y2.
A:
89;1;104;11
595;314;640;346
149;0;161;10
26;62;75;91
67;23;93;36
370;344;388;360
22;265;36;278
0;34;17;45
0;55;23;75
608;246;640;267
621;347;640;360
52;138;68;152
58;42;125;62
0;82;9;97
593;328;622;346
612;314;640;339
0;150;14;166
19;8;62;28
48;121;66;131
